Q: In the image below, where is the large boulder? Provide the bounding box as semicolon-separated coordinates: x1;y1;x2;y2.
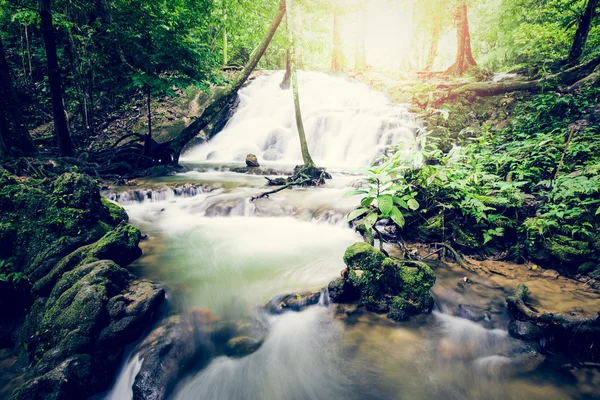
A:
328;242;436;321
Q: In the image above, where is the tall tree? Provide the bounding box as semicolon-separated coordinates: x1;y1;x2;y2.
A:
0;35;37;158
354;6;367;71
446;0;476;75
425;21;440;71
286;0;315;167
39;0;74;156
331;10;345;72
568;0;599;64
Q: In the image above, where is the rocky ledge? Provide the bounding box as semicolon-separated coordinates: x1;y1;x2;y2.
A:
0;170;165;399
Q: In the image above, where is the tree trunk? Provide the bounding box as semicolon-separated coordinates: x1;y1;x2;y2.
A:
280;48;291;89
0;35;37;158
295;5;305;69
446;0;476;76
331;11;345;73
568;0;599;64
169;0;287;164
354;7;367;71
144;85;152;156
39;0;74;156
286;0;315;168
425;23;440;71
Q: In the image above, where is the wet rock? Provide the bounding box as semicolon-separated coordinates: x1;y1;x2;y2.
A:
245;153;260;167
225;336;263;358
456;304;490;322
327;277;360;303
132;314;213;400
508;320;543;341
266;291;322;314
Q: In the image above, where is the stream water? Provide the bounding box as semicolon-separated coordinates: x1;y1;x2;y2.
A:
105;72;600;400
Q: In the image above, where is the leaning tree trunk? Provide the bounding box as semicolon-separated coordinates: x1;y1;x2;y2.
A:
331;11;345;73
568;0;599;65
144;85;152;156
39;0;74;156
286;0;315;168
0;35;37;158
446;0;476;76
169;0;287;164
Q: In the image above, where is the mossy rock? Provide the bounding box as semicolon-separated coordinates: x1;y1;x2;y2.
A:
544;235;591;265
450;222;480;249
343;242;386;272
332;243;436;322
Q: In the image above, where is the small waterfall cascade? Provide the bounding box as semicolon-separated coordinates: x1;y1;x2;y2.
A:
182;71;421;167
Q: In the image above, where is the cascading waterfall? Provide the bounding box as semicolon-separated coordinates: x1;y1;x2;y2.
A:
182;71;420;167
103;72;597;400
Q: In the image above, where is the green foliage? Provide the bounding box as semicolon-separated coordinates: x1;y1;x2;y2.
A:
347;87;600;273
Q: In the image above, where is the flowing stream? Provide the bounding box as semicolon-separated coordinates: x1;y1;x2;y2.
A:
106;72;600;400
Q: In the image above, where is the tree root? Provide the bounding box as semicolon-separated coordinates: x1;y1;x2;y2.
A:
431;242;475;271
506;284;600;357
251;165;331;201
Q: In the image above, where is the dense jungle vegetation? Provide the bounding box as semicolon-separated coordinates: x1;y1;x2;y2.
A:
1;0;600;398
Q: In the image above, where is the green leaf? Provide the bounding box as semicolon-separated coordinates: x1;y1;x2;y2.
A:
393;196;409;210
343;189;368;198
347;208;370;222
378;194;393;216
407;198;419;211
363;212;379;228
361;197;374;207
389;206;405;228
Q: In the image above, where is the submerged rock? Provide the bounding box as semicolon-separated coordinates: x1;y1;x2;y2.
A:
265;291;322;314
328;242;436;321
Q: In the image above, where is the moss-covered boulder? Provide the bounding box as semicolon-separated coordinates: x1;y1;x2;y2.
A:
0;169;165;400
329;243;436;321
14;260;164;400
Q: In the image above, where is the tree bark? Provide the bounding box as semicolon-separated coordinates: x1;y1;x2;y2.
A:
39;0;74;156
446;0;476;75
144;85;152;156
331;11;345;73
425;23;440;72
354;7;367;71
280;49;291;89
0;35;37;158
286;0;315;168
169;0;287;164
568;0;599;64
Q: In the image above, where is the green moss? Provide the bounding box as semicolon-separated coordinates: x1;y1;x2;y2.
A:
450;222;480;249
544;234;591;264
337;243;436;321
577;261;598;274
101;198;128;225
32;224;141;297
343;242;386;271
415;213;445;242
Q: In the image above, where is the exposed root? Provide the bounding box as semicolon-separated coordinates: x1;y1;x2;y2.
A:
251;164;332;201
250;178;312;201
431;242;474;271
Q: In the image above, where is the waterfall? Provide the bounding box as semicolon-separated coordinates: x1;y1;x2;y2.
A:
182;71;420;167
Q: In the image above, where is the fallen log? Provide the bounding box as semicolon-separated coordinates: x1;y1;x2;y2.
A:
435;54;600;105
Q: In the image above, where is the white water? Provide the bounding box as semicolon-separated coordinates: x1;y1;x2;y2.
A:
182;71;420;168
107;355;143;400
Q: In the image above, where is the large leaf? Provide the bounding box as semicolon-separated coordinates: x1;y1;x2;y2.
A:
393;196;408;210
378;194;394;216
347;208;370;222
389;206;405;228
